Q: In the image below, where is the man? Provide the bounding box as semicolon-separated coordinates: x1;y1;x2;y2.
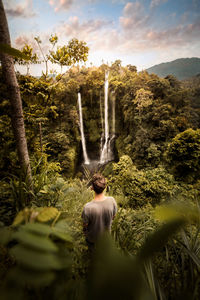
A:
81;173;117;249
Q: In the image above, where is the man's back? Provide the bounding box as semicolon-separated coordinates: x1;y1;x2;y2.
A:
82;196;117;243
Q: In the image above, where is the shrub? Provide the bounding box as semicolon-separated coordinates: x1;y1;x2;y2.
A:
109;155;179;207
112;204;157;254
166;128;200;182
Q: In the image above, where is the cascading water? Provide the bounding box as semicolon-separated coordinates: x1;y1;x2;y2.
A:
100;71;115;164
77;92;90;165
77;72;115;168
107;92;115;160
112;92;115;137
99;92;104;155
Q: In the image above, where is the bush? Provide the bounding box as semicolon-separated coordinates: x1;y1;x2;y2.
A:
166;128;200;182
112;204;157;254
109;155;179;207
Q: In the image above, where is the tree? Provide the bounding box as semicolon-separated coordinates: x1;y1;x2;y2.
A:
134;88;153;114
0;0;32;193
166;128;200;182
34;34;58;77
127;64;137;73
49;38;89;73
111;59;122;73
14;44;39;75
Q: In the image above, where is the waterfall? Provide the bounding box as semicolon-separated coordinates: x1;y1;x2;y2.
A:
77;93;90;165
111;91;115;137
99;91;104;154
100;71;114;164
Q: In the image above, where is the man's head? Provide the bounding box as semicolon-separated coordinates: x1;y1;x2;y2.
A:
91;173;106;194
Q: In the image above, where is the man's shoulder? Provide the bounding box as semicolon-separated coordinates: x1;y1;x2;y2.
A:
84;201;94;209
105;196;117;204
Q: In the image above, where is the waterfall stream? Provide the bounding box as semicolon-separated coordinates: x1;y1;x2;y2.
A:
100;71;114;164
78;72;115;166
77;93;90;165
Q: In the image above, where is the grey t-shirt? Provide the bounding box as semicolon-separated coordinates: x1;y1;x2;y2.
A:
81;196;117;243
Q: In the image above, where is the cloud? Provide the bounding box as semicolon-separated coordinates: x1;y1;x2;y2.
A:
14;32;52;57
150;0;168;9
49;0;74;12
144;18;200;49
5;0;36;18
119;2;150;32
12;1;200;74
56;16;113;45
52;3;200;59
15;35;32;48
14;34;40;54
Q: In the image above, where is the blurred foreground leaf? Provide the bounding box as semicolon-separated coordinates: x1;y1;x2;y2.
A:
155;204;200;223
10;244;62;270
0;44;29;60
138;218;186;262
12;230;58;252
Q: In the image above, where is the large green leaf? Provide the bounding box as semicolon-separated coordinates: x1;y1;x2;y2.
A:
12;230;58;252
137;218;186;262
0;44;29;60
0;227;13;245
51;230;73;244
20;223;52;235
8;267;55;287
37;207;59;222
54;219;71;232
11;244;62;270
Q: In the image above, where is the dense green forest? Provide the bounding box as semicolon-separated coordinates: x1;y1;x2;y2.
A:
1;2;200;297
1;58;200;299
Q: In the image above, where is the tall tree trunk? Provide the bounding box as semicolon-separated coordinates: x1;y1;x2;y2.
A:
0;0;33;195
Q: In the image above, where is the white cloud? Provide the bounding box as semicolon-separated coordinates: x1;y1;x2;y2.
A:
49;0;74;12
11;1;200;75
150;0;168;9
52;6;200;59
5;0;36;18
119;1;150;33
56;16;113;47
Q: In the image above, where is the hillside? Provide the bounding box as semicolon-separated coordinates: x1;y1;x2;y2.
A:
146;57;200;80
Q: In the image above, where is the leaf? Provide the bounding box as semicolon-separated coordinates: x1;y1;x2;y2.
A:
12;211;24;226
11;244;62;270
155;204;200;223
137;218;186;262
8;267;55;287
37;207;59;222
54;219;71;232
12;230;58;252
0;227;13;245
181;243;200;267
20;223;52;235
0;44;29;60
154;206;181;222
51;230;73;244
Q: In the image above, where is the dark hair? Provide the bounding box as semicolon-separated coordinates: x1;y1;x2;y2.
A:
91;173;106;194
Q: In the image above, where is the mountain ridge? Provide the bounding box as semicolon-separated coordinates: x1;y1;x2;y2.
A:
146;57;200;80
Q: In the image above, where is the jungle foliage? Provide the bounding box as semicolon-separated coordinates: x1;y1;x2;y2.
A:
1;56;200;299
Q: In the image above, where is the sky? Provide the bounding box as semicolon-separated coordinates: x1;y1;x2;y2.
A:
3;0;200;75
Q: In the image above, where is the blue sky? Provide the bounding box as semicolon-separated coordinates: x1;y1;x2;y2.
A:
4;0;200;75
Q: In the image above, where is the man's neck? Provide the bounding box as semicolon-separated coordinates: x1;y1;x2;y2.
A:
94;192;105;201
